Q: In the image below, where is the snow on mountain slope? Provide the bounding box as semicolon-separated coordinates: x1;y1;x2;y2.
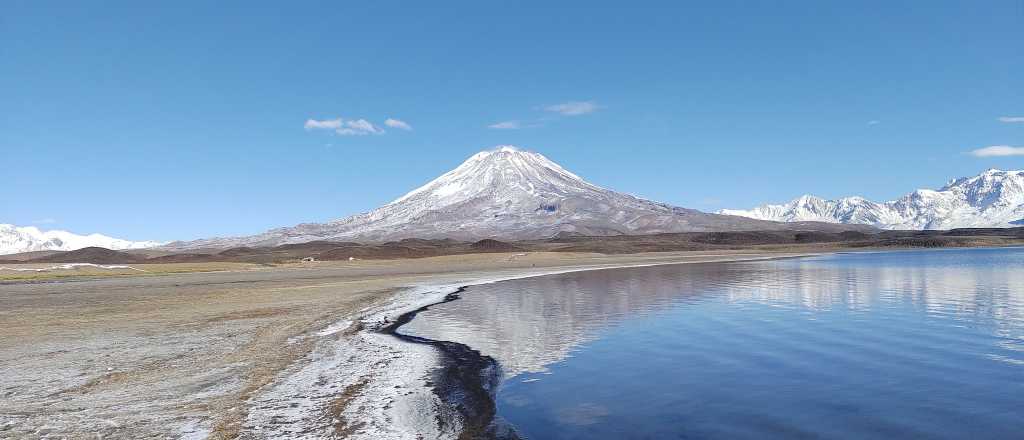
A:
166;146;843;250
0;224;163;256
720;169;1024;230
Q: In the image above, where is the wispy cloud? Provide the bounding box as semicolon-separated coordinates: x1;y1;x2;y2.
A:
384;118;413;131
969;145;1024;157
304;118;343;130
488;120;521;130
489;100;600;129
867;120;881;126
998;116;1024;123
543;100;601;116
305;117;385;135
336;119;384;136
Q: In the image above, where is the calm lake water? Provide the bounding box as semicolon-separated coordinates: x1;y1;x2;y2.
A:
402;248;1024;439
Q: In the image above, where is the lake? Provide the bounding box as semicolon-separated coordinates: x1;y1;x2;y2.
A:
401;248;1024;439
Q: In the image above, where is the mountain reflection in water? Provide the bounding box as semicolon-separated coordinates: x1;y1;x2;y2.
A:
402;248;1024;439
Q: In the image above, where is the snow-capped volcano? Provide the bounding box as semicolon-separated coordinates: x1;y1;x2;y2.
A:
0;224;162;256
167;146;846;250
720;169;1024;230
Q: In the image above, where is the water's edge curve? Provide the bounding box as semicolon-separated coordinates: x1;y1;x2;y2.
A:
373;254;824;438
381;287;520;439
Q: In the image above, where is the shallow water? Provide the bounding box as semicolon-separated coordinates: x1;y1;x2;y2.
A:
402;248;1024;439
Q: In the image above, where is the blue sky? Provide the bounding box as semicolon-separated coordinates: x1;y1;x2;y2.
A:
3;1;1022;241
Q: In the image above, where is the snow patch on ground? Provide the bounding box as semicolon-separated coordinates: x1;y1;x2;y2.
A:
178;419;212;440
315;320;353;336
241;318;456;439
0;263;146;272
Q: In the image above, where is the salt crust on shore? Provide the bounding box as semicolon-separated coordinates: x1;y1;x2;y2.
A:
234;255;798;439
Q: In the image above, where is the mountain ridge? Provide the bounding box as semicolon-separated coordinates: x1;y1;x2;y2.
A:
720;169;1024;229
165;146;862;250
0;224;163;256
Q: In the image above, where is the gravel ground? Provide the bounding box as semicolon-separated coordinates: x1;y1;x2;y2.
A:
0;251;813;439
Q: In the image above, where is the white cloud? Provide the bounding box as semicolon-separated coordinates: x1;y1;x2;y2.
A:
488;120;521;129
304;118;343;130
305;117;389;135
543;100;601;116
998;116;1024;123
336;119;384;136
867;120;881;125
969;145;1024;157
385;118;413;131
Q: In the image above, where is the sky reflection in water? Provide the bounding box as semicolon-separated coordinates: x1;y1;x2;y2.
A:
403;248;1024;439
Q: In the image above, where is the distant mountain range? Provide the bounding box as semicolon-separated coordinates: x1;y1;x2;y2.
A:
0;224;162;256
7;153;1023;256
720;169;1024;229
165;146;859;250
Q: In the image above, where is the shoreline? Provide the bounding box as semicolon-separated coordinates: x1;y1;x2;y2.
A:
387;245;1024;440
0;250;840;439
346;252;828;439
6;246;1022;437
381;288;516;439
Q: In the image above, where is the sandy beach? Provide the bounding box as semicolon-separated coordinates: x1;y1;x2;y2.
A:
0;250;822;439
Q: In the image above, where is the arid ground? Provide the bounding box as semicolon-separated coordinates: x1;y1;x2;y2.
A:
0;250;838;439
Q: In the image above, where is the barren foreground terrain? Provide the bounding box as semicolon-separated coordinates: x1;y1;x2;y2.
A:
1;250;867;438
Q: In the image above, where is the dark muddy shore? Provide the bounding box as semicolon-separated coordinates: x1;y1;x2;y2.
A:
381;287;521;440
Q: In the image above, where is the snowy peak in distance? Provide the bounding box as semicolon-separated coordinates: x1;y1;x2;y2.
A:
382;146;602;209
166;145;858;250
720;169;1024;230
354;145;619;227
0;224;163;256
